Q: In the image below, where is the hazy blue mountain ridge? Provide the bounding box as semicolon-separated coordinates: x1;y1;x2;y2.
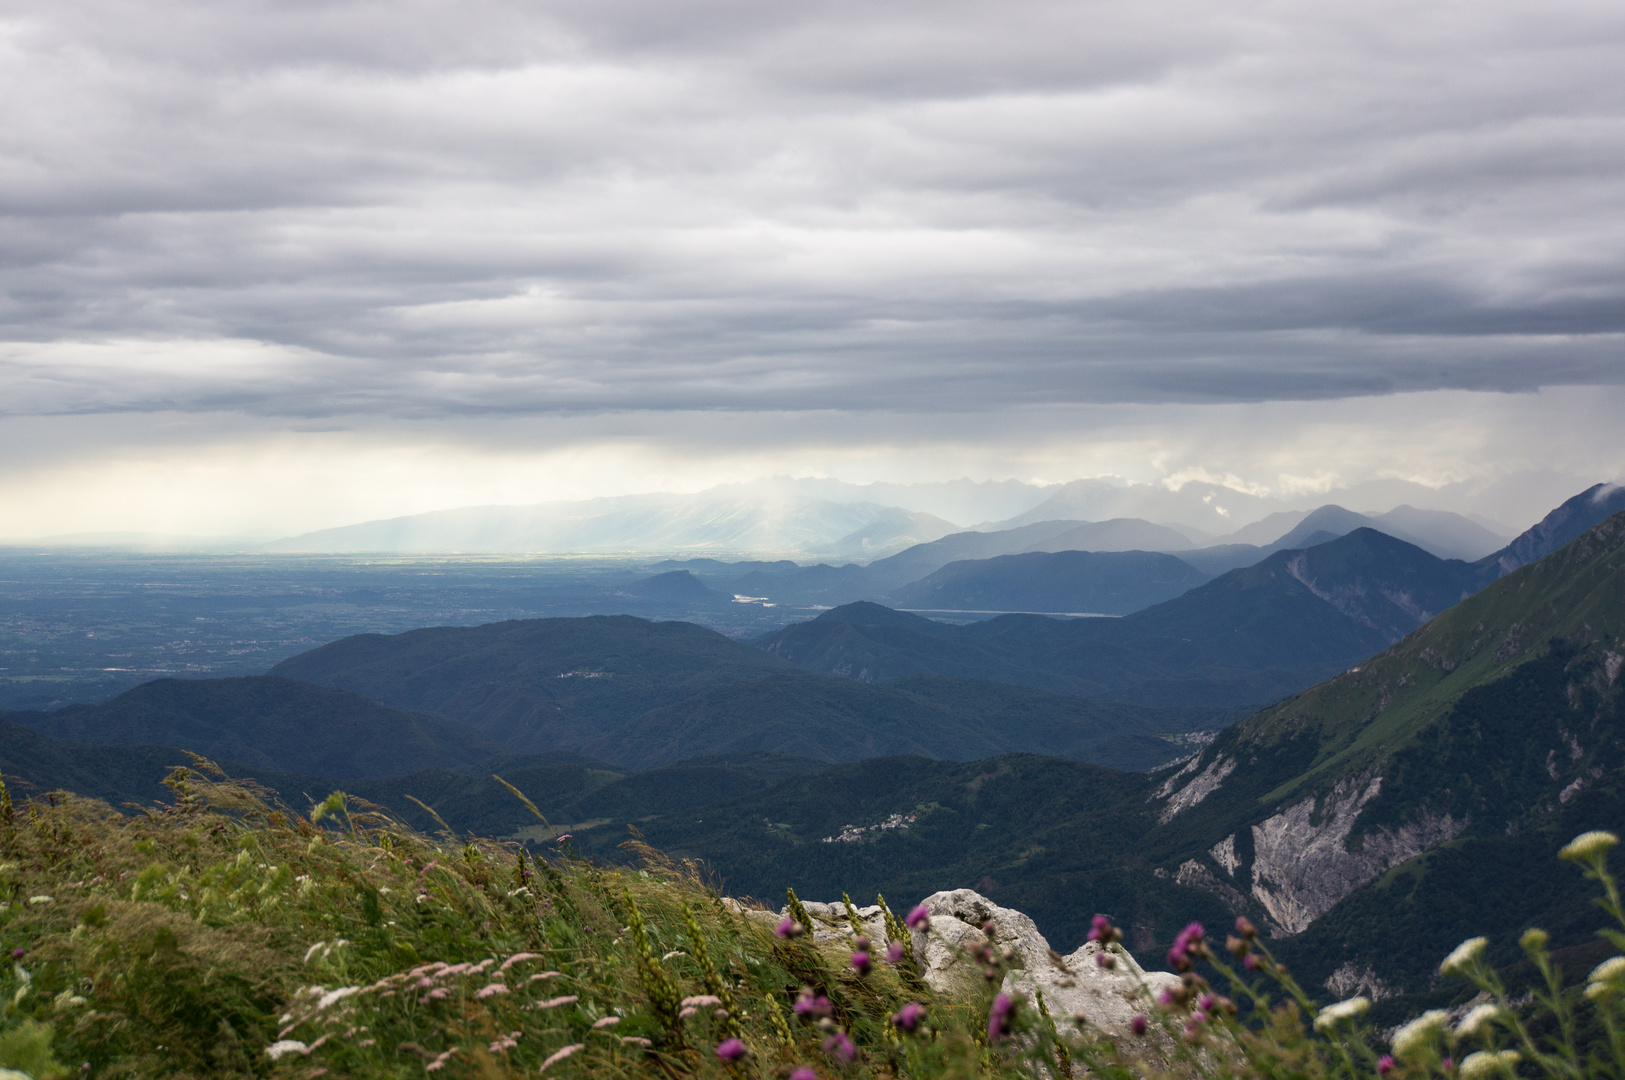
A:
754;528;1475;706
884;549;1209;614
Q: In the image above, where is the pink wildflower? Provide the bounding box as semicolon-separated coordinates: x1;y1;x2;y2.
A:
905;905;931;930
500;952;543;971
715;1038;747;1062
592;1016;621;1029
791;1068;817;1080
1131;1015;1148;1036
776;917;804;938
533;995;579;1010
539;1044;584;1073
474;983;508;999
885;940;906;963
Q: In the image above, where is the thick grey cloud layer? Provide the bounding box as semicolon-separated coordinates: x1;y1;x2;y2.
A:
2;0;1624;418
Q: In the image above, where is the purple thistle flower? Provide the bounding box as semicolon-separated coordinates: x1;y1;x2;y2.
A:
1234;916;1257;939
853;936;869;951
1158;987;1177;1007
1168;945;1190;972
715;1038;747;1062
823;1032;857;1063
905;904;931;930
1244;953;1261;971
1087;914;1121;944
1442;1058;1454;1072
987;993;1017;1043
1181;922;1205;943
1130;1014;1148;1036
1378;1055;1396;1077
776;917;804;939
1095;951;1115;969
794;990;832;1019
1198;994;1216;1013
791;1069;818;1080
885;940;906;963
10;948;24;960
892;1002;927;1034
850;951;872;976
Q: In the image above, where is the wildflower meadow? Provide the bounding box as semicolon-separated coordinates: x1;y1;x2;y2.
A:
1;764;1623;1079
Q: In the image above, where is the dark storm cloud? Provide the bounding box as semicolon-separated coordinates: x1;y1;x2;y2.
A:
2;0;1624;419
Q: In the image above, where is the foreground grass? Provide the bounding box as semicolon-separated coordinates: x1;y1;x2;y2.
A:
2;766;1623;1079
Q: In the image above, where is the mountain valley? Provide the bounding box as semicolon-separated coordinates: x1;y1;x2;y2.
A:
2;485;1623;1026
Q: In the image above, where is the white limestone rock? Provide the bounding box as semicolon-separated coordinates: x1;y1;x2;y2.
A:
909;888;1178;1041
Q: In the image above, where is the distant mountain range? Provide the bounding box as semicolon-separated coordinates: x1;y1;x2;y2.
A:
264;493;963;559
886;549;1209;615
4;497;1623;1023
754;528;1486;707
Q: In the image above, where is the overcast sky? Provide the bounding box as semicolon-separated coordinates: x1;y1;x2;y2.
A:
2;0;1624;537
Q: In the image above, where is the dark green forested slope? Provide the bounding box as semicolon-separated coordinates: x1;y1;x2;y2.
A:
270;614;801;751
0;717;185;806
5;675;504;778
266;612;1224;769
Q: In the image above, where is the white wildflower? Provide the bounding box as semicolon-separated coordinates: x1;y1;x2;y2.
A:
1313;996;1370;1031
315;986;361;1012
303;941;328;963
592;1016;621;1029
661;950;687;961
1588;956;1625;984
1586;981;1613;1000
1456;1003;1503;1038
1391;1010;1450;1057
681;995;723;1008
1458;1049;1520;1079
1440;937;1488;975
1559;831;1618;862
28;896;53;906
265;1040;310;1061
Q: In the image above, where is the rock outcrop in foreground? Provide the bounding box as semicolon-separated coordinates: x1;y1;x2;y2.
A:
761;889;1178;1041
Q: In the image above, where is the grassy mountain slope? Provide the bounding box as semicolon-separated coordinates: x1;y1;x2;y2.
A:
270;615;800;751
4;675;504;779
885;549;1209;614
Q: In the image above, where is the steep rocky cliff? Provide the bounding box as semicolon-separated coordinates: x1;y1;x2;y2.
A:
1143;511;1625;945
